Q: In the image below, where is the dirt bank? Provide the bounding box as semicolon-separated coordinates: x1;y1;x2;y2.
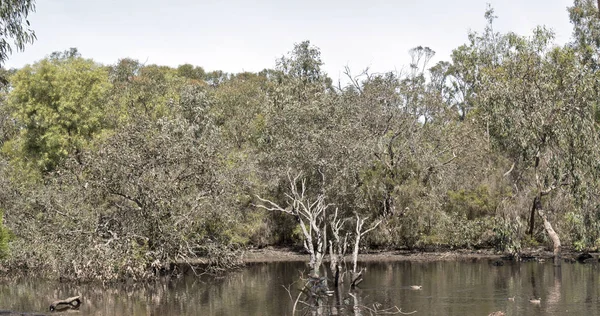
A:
240;247;506;263
240;246;599;264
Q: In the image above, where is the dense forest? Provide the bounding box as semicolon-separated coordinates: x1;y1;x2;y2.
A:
1;0;600;281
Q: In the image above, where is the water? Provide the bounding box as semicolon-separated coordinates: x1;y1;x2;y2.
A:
0;259;599;315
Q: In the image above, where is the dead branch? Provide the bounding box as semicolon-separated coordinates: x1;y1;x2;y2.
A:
49;296;81;312
329;207;348;287
351;214;382;286
503;162;515;177
255;171;331;274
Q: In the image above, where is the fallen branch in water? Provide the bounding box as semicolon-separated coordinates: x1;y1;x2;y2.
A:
49;295;81;312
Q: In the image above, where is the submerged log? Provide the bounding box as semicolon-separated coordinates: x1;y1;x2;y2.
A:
49;296;81;312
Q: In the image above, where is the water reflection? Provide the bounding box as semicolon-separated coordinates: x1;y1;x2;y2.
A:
0;260;598;315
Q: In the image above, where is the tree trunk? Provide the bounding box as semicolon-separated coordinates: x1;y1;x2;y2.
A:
538;209;561;266
351;234;363;287
528;195;541;235
384;191;396;216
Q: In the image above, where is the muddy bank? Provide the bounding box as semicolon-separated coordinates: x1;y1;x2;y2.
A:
241;247;499;263
238;247;600;264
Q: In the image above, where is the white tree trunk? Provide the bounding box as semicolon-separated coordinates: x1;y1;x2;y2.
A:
538;209;561;266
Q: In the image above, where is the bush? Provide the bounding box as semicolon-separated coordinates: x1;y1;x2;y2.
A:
0;209;8;259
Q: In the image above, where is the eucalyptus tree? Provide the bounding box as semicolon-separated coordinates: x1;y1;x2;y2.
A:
475;25;600;264
348;46;461;249
261;41;359;200
108;59;185;122
177;63;206;82
0;0;36;67
447;5;508;121
569;0;600;69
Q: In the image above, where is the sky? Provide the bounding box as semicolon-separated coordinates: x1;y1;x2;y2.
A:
5;0;575;82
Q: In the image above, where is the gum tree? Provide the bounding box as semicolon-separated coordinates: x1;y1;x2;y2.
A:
0;0;36;67
476;26;600;265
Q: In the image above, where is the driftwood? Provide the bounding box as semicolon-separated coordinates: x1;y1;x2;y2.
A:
49;296;81;312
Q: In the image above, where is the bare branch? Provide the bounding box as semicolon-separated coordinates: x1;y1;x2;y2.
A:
503;162;515;177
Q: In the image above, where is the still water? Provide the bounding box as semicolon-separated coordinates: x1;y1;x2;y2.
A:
0;259;599;315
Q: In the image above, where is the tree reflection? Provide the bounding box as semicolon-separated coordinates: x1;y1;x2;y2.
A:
288;273;415;316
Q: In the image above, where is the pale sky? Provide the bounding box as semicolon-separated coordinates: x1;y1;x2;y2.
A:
5;0;575;81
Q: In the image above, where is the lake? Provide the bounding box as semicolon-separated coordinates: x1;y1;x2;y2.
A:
0;259;598;315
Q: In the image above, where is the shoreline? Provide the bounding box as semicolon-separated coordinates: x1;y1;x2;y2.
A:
237;247;578;264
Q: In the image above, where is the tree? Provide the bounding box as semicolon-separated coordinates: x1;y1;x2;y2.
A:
108;60;186;122
257;173;330;276
0;0;36;67
3;51;111;174
275;40;333;99
476;26;600;265
0;208;9;259
177;63;206;82
568;0;600;68
447;5;509;121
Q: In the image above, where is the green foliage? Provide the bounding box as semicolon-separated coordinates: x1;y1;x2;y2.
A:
0;0;36;67
3;52;111;174
446;186;498;219
177;63;206;81
0;209;9;259
491;217;524;255
108;59;185;121
4;4;600;281
561;210;600;251
568;0;600;68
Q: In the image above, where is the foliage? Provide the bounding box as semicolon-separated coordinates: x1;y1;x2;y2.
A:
0;0;36;67
3;51;111;175
2;2;600;280
0;209;9;259
446;186;500;219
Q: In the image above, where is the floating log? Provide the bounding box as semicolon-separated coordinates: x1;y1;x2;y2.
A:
49;296;81;312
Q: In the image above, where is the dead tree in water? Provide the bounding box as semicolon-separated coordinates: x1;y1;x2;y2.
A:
256;172;331;276
351;214;381;287
329;208;348;287
257;172;383;286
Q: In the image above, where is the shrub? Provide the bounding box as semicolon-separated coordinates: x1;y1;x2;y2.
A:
0;209;10;259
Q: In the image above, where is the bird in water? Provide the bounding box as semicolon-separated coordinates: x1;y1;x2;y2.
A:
410;285;422;290
529;298;541;304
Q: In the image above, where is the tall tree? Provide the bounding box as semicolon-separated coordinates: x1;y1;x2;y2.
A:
3;51;111;175
476;26;600;264
569;0;600;68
